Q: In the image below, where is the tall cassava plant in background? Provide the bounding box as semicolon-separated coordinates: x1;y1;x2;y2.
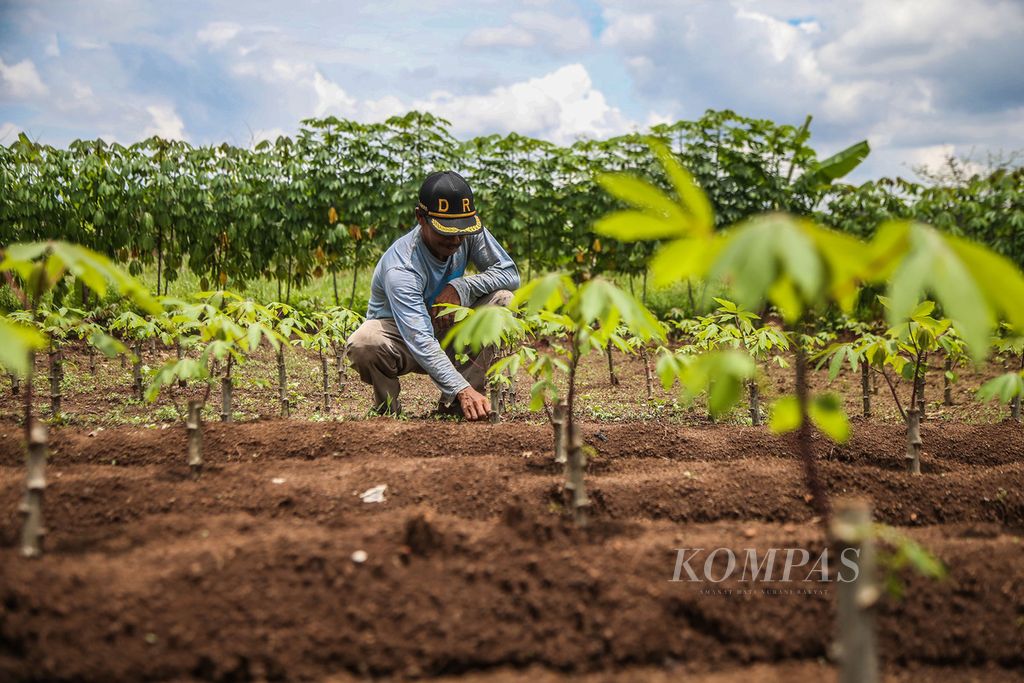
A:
595;139;1024;522
0;241;158;557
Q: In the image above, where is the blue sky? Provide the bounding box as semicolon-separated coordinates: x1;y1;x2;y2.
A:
1;0;1022;180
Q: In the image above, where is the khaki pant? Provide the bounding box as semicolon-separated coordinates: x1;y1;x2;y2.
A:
347;289;513;414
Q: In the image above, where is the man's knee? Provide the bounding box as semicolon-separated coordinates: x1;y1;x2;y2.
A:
347;324;386;374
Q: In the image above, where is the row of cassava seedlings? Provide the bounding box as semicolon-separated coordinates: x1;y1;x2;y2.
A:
0;242;368;557
145;292;362;471
816;304;1024;474
4;288;365;423
0;241;161;557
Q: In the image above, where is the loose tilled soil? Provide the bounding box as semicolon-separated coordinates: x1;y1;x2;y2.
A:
1;417;1023;682
1;345;1024;680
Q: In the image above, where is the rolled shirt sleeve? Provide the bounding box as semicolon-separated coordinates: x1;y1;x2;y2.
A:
447;229;521;307
383;266;470;402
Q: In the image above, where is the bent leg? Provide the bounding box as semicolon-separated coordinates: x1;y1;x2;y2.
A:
347;318;421;414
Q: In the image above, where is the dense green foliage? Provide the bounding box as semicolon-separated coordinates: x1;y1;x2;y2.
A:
0;109;879;294
3;109;1019;321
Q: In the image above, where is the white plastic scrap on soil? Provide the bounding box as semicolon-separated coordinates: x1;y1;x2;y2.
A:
271;477;286;485
351;550;368;564
359;484;387;503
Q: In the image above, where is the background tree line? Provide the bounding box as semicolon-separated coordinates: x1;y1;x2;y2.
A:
1;109;1020;309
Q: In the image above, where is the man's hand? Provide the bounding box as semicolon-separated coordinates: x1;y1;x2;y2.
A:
431;284;461;337
457;386;491;421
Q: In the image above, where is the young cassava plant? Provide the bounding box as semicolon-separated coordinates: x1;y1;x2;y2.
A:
447;273;663;525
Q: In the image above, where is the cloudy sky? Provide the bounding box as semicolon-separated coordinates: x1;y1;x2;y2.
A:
1;0;1022;179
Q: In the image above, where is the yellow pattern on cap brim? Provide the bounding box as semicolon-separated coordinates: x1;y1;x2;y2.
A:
430;215;482;235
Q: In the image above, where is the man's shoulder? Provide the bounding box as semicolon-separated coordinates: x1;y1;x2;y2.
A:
378;227;420;267
382;262;422;284
465;226;496;249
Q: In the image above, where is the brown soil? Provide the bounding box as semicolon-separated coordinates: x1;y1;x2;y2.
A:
1;419;1023;681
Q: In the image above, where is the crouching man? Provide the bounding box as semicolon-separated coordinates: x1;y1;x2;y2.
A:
347;171;520;420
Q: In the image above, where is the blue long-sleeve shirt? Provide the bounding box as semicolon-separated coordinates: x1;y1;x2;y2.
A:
365;224;520;401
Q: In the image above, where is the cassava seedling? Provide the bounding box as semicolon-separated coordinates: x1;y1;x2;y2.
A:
448;274;663;525
147;342;216;475
300;307;361;414
691;297;790;425
265;302;310;417
977;326;1024;425
109;310;161;401
148;295;283;469
874;299;957;473
192;291;285;421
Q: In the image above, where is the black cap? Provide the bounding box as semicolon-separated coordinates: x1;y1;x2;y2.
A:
417;171;483;236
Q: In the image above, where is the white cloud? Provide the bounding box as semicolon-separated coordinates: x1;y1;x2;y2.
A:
302;63;633;144
795;20;821;35
464;11;591;52
312;71;357;116
819;0;1011;73
143;104;187;140
600;12;656;48
53;81;101;114
464;26;535;49
595;0;1024;179
197;22;242;48
0;58;48;99
71;39;108;51
412;64;633;143
644;111;674;127
308;71;404;120
907;144;957;172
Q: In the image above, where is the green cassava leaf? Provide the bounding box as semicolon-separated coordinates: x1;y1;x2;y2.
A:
876;223;995;361
649;138;714;233
88;331;129;358
977;372;1024;405
444;305;525;354
770;395;802;434
0;317;46;376
808;392;850;443
513;272;572;316
595;174;687;223
593;210;684;242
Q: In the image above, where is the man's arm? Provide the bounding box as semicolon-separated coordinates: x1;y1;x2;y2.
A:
384;267;490;418
447;228;521;306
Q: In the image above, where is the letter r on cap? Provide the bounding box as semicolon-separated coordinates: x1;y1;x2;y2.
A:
462;198;471;212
